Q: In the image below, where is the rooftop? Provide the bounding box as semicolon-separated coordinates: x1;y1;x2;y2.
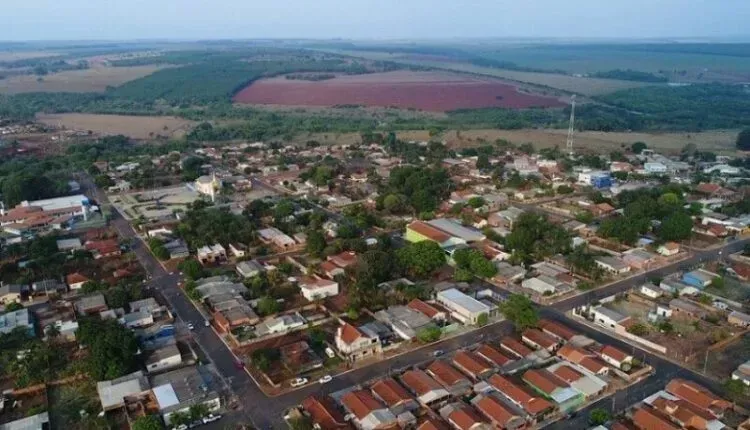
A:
436;288;491;314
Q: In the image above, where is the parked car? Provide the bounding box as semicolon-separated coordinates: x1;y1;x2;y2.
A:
202;414;222;424
187;323;195;331
324;347;335;358
319;375;333;384
204;320;210;327
173;425;188;430
290;377;308;388
432;349;444;357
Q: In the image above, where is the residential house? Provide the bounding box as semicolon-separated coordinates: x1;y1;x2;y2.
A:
0;412;50;430
489;207;525;229
371;378;419;416
229;243;247;258
538;320;586;345
658;242;680;256
164;239;190;259
75;293;108;315
475;345;514;368
406;220;463;249
439;403;492;430
280;341;323;375
521;328;559;353
0;308;35;336
416;417;450;430
596;345;633;370
681;269;718;289
500;338;534;360
622;249;658;270
631;406;681;430
335;323;382;363
594;256;631;275
494;263;527;284
521;277;559;295
408;299;447;321
427;361;473;396
255;313;306;337
57;238;82;252
669;299;707;319
151;366;221;426
470;394;526;430
436;288;493;325
97;371;151;411
0;283;25;304
522;369;584;413
197;244;226;264
195;277;259;331
299;277;339;301
590;306;630;329
85;239;121;259
427;219;486;244
556;344;610;376
728;311;750;327
144;344;183;374
301;395;350;430
258;227;296;249
665;379;731;418
65;272;90;290
452;350;495;381
374;306;435;340
645;390;726;430
487;375;553;422
340;389;399;430
547;362;608;399
639;283;663;299
400;369;451;407
732;360;750;386
236;260;265;279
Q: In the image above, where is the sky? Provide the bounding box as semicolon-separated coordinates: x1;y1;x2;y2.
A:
2;0;749;41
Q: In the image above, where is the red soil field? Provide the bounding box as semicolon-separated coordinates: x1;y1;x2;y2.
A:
233;71;565;112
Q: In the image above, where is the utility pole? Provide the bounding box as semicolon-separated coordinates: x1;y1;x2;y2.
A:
703;349;710;375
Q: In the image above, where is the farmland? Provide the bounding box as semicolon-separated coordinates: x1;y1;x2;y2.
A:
233;71;566;111
37;113;195;139
0;65;164;94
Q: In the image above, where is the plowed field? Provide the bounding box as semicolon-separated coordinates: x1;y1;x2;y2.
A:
233;71;565;111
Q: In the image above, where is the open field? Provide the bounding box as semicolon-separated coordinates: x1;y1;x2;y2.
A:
37;113;196;139
0;50;64;61
320;50;652;96
233;70;566;111
0;65;164;94
298;128;740;155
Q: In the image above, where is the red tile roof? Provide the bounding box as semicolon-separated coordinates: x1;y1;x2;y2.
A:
447;404;486;430
340;390;386;420
371;378;413;408
522;328;558;349
301;395;349;430
632;406;681;430
551;365;584;383
452;350;493;379
488;374;552;416
474;395;519;427
339;323;363;345
475;344;513;367
416;418;449;430
523;369;568;395
665;379;731;417
66;272;90;285
538;319;578;341
500;338;533;358
407;221;451;243
427;361;468;388
401;369;443;396
600;345;629;363
408;299;442;319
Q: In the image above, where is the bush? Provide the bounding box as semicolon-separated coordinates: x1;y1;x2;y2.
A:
416;326;442;343
627;323;649;336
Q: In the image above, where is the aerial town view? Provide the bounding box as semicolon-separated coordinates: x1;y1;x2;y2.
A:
1;2;750;430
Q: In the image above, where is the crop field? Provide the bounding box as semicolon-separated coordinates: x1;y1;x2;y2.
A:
298;128;740;155
0;65;164;94
37;113;196;139
0;50;64;61
233;70;566;111
322;50;651;96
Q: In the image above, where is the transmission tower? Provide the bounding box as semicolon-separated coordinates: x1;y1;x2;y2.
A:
566;95;577;155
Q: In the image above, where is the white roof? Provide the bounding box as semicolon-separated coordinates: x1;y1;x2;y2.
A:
437;288;491;315
522;277;557;294
427;219;485;242
153;383;180;410
0;412;49;430
22;194;88;211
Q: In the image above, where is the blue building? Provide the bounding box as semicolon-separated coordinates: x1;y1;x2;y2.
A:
591;174;613;189
681;269;718;289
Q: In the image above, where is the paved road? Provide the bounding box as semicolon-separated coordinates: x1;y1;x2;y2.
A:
85;175;750;428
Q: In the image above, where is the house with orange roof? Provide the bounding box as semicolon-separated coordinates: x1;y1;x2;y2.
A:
665;379;731;418
487;374;553;422
556;344;610;376
521;328;560;353
475;344;514;368
631;406;681;430
546;362;608;399
301;395;351;430
500;338;534;360
66;272;90;290
340;390;399;430
538;319;579;343
451;350;495;381
596;345;633;369
426;361;473;396
438;402;492;430
371;378;419;416
408;299;447;321
334;322;381;363
644;390;727;430
471;393;526;430
522;369;584;412
416;417;450;430
400;369;450;407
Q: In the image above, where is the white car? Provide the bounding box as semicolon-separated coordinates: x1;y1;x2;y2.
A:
324;347;335;358
187;323;195;331
173;425;188;430
290;377;308;387
319;375;333;384
202;414;222;424
204;320;210;327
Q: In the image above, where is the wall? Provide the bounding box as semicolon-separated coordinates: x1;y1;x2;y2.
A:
613;325;667;354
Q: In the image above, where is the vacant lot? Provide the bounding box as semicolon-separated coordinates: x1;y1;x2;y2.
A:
298;128;739;155
234;71;566;112
37;113;195;139
323;50;650;96
0;65;163;93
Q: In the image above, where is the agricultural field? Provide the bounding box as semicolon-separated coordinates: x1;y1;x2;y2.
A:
233;70;566;111
0;65;164;94
320;49;653;96
298;128;740;155
37;113;195;139
0;50;64;61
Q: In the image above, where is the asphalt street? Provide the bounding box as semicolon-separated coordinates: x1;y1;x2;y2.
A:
83;175;750;429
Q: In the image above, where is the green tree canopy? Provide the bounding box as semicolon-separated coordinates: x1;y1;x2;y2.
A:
396;241;446;279
499;294;538;331
76;318;139;380
589;408;611;426
131;415;163;430
737;128;750;151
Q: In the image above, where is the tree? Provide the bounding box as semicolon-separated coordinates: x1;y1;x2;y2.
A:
257;296;281;316
476;313;489;327
658;212;693;241
188;404;210;421
251;348;279;372
396;241;446;279
383;194;407;214
476;154;491;170
416;326;442;343
289;416;314;430
723;379;748;404
131;415;163;430
499;295;538;331
467;196;486;209
4;302;23;312
167;412;191;428
627;323;649;336
177;259;204;280
305;230;327;258
737;128;750;151
631;141;648;154
77;318;139;380
589;408;610;426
